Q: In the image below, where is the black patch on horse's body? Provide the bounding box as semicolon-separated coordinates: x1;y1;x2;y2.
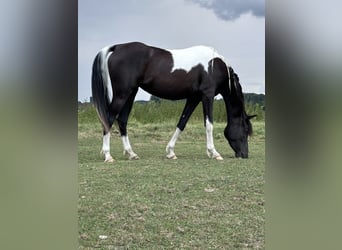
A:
92;42;254;158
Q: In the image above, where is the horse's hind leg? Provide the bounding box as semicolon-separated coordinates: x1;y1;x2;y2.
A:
166;96;200;159
102;129;114;163
101;113;115;163
117;90;139;160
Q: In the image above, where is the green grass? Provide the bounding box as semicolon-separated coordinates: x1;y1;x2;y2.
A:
79;99;265;125
78;105;265;249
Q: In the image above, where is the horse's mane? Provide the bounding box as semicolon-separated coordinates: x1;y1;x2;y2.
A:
228;67;253;136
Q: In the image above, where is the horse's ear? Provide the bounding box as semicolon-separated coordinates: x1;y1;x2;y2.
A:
247;115;257;120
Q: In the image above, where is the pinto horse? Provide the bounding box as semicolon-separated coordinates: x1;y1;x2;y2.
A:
92;42;254;162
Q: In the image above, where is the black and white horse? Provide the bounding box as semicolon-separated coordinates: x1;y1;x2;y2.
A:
92;42;255;162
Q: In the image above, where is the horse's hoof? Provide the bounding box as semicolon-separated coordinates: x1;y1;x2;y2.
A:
129;154;140;160
124;150;139;160
166;154;177;160
214;155;224;161
207;149;223;161
104;156;114;163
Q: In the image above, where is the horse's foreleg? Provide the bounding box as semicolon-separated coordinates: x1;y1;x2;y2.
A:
202;97;223;160
166;97;200;159
205;118;223;160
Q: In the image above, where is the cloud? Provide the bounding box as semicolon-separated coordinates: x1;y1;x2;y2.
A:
188;0;265;20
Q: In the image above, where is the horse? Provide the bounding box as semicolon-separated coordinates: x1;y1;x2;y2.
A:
91;42;255;162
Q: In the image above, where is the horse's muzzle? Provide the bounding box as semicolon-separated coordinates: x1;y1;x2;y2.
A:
235;152;248;158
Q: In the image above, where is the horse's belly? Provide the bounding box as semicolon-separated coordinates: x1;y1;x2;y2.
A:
140;71;200;100
140;82;191;100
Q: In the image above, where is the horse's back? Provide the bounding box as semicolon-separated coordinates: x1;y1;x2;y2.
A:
107;42;152;87
166;46;224;73
108;42;151;68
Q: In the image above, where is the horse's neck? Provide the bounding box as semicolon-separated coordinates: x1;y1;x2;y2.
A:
222;94;243;124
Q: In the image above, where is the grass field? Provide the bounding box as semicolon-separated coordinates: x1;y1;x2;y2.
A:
78;104;265;249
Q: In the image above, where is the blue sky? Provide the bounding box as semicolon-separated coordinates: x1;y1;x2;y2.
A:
78;0;265;101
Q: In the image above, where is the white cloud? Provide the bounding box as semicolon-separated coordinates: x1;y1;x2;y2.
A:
188;0;265;20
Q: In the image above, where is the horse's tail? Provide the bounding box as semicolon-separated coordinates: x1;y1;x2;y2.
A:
91;45;116;133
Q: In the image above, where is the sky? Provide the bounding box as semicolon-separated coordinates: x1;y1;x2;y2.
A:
78;0;265;101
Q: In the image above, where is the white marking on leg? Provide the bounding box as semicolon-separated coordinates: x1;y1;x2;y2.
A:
102;132;114;162
121;135;139;160
166;128;181;159
206;118;214;151
205;118;223;160
166;46;225;73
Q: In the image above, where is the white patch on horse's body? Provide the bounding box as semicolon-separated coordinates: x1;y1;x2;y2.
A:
166;46;225;73
121;135;139;160
100;46;113;103
205;118;223;160
166;128;182;159
102;132;114;162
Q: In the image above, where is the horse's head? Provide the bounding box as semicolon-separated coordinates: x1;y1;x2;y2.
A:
224;67;256;158
224;114;255;158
